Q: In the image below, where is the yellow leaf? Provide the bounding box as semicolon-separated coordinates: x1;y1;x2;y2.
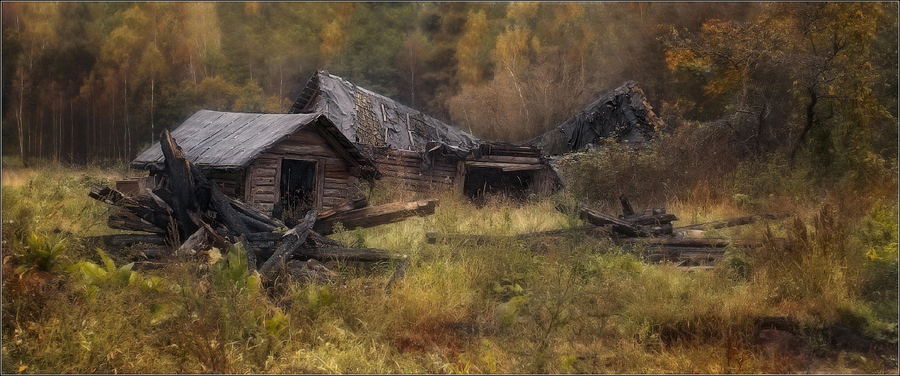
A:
18;365;28;372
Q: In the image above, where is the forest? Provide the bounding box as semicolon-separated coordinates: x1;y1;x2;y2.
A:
1;2;898;374
3;2;895;168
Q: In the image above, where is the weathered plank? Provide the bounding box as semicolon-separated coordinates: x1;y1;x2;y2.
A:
674;212;792;231
465;161;545;171
259;210;317;279
297;247;403;262
579;204;645;237
314;199;439;235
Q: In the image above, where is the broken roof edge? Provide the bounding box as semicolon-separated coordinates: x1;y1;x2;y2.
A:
131;110;379;181
529;80;664;156
292;70;483;152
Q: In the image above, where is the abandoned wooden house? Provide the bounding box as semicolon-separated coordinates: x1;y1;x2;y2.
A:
288;70;560;199
530;81;666;156
130;110;378;218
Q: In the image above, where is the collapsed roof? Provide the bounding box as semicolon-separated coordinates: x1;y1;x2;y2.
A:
530;81;665;155
288;70;481;159
132;110;377;176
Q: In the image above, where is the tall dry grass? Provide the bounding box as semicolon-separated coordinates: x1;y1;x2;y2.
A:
1;164;897;373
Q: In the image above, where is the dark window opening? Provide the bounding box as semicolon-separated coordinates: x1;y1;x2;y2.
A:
279;159;317;221
463;167;533;202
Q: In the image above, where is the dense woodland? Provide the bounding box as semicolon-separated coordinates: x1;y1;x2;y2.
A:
1;2;897;177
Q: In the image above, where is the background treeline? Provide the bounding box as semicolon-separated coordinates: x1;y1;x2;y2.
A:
2;2;897;178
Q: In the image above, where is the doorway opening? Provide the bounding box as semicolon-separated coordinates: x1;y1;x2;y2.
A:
463;167;533;203
279;159;317;221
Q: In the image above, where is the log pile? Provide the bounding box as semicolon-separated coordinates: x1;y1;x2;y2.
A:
427;194;789;268
89;130;426;282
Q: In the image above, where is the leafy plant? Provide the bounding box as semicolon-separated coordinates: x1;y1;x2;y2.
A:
15;233;68;275
211;242;260;295
67;248;138;300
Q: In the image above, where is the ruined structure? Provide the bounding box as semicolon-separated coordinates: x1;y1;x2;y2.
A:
531;81;665;155
289;70;559;198
131;110;378;215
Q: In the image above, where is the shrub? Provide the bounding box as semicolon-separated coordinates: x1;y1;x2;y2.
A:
15;233;68;275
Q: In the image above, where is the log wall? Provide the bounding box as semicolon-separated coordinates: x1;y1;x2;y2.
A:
372;149;459;195
244;126;359;213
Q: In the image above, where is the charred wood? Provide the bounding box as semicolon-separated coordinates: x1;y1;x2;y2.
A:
107;211;167;234
159;129;202;240
259;211;317;280
579;203;646;237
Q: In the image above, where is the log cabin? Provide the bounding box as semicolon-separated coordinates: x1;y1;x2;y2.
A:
131;110;378;218
288;70;560;198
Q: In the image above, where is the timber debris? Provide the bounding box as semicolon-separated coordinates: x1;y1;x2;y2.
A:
427;194;789;268
89;130;428;284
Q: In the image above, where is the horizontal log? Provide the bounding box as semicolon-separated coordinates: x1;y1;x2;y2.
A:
675;212;792;231
85;234;167;248
108;212;167;234
624;212;679;226
314;199;438;235
617;237;786;248
465;161;545;171
260;211;317;279
295;247;403;262
579;204;645;237
468;155;542;164
378;165;456;178
230;199;285;228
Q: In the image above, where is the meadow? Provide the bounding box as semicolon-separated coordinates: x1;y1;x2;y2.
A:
1;160;897;374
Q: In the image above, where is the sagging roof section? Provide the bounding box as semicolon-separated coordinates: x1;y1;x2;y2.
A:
131;110;377;176
531;81;665;155
289;70;482;155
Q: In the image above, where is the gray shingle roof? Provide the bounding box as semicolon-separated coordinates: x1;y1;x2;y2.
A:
289;70;481;154
131;110;375;172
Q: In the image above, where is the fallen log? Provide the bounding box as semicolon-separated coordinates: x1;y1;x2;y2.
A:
198;171;252;240
107;212;167;234
674;212;792;231
90;185;174;231
317;194;369;220
295;247;404;262
617;237;786;249
625;211;679;226
259;211;317;279
175;226;210;257
230;198;285;229
85;234;167;248
89;184;129;206
314;199;439;235
579;204;646;237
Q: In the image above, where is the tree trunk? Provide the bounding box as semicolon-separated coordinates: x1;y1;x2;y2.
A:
790;86;817;165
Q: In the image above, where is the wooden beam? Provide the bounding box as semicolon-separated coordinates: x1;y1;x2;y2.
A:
314;199;439;235
259;211;317;279
579;203;645;237
674;212;792;231
465;161;545;171
297;247;404;262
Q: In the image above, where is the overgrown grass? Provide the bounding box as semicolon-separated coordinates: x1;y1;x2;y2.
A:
2;164;897;373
